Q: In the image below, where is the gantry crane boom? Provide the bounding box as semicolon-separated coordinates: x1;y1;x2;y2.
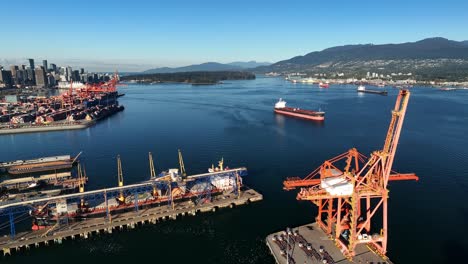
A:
178;149;186;178
149;152;156;179
117;155;124;202
283;89;418;259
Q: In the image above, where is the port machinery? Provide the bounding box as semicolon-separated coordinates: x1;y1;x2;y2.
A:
0;151;247;240
283;89;419;260
58;71;125;105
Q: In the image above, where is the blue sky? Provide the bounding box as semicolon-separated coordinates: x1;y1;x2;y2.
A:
1;0;467;70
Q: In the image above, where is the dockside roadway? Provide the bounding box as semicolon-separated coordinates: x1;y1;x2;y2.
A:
0;188;262;256
266;222;393;264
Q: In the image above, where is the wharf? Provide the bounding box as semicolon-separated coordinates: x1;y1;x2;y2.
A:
0;188;262;256
265;222;392;264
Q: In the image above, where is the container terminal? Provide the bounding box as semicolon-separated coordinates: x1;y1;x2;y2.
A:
0;151;262;256
0;74;125;135
267;89;418;263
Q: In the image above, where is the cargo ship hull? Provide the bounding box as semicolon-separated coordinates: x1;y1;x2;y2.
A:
7;161;74;175
30;167;247;227
274;107;325;121
357;89;388;95
0;155;71;169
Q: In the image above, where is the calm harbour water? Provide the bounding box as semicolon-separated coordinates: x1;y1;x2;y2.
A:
1;76;467;263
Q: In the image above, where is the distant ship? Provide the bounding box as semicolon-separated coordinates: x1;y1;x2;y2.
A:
274;99;325;121
318;82;329;88
439;87;457;91
357;85;388;95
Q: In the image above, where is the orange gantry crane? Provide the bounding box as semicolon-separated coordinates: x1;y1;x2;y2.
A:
283;89;418;259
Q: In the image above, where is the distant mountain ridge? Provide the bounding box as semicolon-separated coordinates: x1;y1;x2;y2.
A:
143;61;270;74
227;61;271;68
255;37;468;81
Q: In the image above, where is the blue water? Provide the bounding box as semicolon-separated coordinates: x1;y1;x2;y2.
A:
1;77;467;263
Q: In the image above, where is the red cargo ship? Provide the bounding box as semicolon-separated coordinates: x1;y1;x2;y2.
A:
319;82;329;88
274;99;325;121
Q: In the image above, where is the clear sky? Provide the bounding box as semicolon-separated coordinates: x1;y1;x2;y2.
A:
1;0;467;71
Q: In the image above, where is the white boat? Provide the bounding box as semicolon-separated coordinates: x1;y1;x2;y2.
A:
357;85;366;91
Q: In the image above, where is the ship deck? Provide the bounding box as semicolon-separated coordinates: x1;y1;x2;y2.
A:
265;222;393;264
278;107;324;116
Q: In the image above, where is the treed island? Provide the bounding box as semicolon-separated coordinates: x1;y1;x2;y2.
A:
121;71;256;85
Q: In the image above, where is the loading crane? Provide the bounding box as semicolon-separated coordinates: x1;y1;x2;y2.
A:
77;162;85;208
283;89;418;259
117;155;124;203
148;152;159;197
178;149;187;178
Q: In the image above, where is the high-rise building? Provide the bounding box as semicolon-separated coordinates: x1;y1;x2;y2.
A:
16;69;25;85
66;66;72;76
26;67;35;85
50;63;57;73
0;69;13;87
42;60;48;72
28;58;35;69
47;74;56;86
35;66;48;87
72;70;80;81
10;65;19;85
80;68;84;74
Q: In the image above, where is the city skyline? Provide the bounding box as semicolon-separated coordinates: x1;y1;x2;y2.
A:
1;0;468;71
0;57;114;88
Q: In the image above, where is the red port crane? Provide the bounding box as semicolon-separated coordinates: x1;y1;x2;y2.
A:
283;89;418;259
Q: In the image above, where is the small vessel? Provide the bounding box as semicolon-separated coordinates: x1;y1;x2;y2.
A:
356;85;388;95
274;99;325;121
319;82;329;88
439;87;457;91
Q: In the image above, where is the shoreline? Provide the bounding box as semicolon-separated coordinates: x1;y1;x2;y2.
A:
125;80;220;85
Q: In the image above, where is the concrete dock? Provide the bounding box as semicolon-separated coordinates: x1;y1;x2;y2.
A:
266;222;392;264
0;188;262;256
